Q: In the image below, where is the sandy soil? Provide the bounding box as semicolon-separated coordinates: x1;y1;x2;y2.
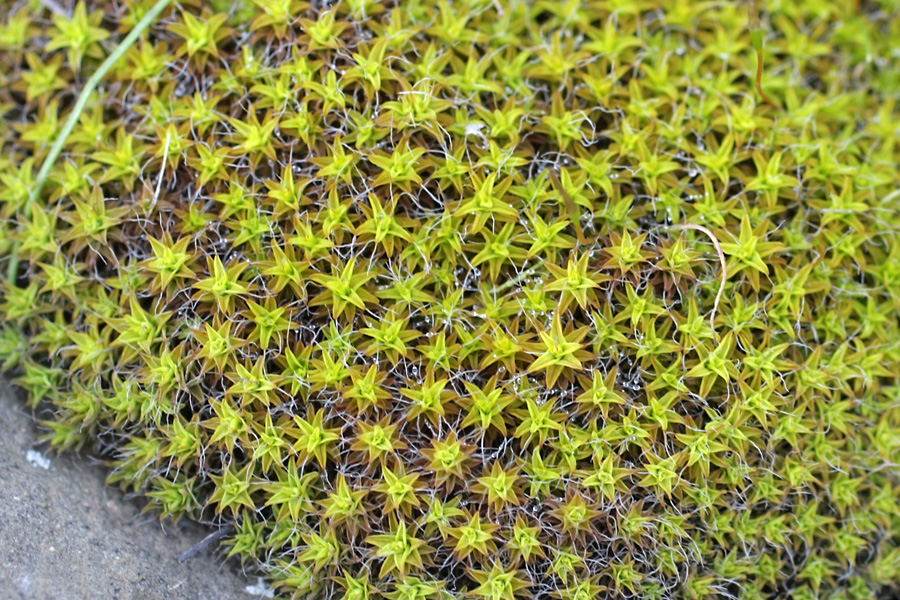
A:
0;380;266;600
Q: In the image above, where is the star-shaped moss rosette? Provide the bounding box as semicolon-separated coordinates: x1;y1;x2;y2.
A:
1;0;899;598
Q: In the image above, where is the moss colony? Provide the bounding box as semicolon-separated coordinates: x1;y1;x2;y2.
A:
2;0;900;598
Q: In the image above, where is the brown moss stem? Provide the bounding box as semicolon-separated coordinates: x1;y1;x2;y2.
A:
755;48;777;108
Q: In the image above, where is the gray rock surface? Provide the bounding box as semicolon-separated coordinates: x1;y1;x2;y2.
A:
0;381;264;600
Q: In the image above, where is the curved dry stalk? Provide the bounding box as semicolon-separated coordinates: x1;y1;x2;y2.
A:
669;223;728;341
152;128;172;210
6;0;173;282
